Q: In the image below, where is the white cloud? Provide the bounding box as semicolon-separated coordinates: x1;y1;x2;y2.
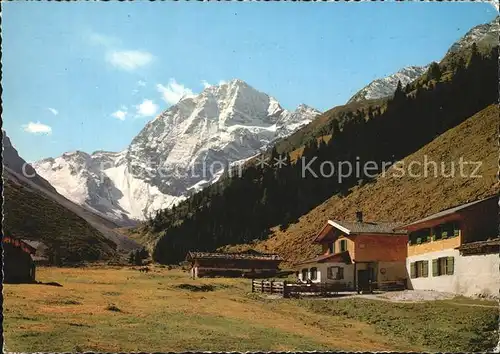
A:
106;50;154;71
22;122;52;135
201;80;212;89
137;80;147;87
201;80;227;89
47;107;59;116
111;110;127;120
135;99;158;117
87;31;121;48
157;79;194;105
85;30;154;72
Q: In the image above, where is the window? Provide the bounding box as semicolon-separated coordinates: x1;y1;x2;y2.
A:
432;257;454;276
310;267;318;280
432;225;442;241
340;239;347;252
301;268;308;281
328;242;335;254
327;266;344;280
410;260;429;278
441;222;460;239
409;229;431;245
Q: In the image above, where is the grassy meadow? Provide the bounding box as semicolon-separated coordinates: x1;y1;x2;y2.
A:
3;265;498;352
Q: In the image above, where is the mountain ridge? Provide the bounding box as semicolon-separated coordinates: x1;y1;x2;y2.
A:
347;16;499;104
3;131;141;254
34;79;321;224
347;65;429;104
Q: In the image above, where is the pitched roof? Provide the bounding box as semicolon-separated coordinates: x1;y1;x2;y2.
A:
396;195;498;230
186;251;283;262
4;236;37;254
21;239;46;250
331;220;405;235
457;238;500;251
295;251;352;266
314;219;404;243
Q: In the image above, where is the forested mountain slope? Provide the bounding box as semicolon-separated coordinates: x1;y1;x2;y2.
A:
141;42;497;264
3;133;141;263
222;104;499;264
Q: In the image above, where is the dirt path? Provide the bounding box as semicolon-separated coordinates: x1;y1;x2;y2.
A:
264;289;499;307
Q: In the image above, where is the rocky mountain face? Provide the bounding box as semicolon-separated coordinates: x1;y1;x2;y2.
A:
447;15;499;55
34;80;321;224
347;16;499;105
3;131;58;194
347;65;429;104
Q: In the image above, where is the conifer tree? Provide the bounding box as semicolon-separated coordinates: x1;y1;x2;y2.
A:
428;62;442;81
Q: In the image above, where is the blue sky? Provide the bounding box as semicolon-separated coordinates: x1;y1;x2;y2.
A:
3;2;497;162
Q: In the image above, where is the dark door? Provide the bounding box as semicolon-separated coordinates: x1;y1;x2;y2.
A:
357;269;370;293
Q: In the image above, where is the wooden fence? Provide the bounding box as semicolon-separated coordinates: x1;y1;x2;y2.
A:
374;280;407;291
251;279;407;298
251;280;353;298
251;279;286;295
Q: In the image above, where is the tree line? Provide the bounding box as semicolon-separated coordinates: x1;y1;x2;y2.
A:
146;43;498;264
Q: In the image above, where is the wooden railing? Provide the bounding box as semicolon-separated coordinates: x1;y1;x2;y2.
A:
251;280;353;298
373;280;407;291
285;282;352;298
251;279;407;297
251;279;285;295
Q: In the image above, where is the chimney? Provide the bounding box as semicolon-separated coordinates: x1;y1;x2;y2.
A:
356;211;363;223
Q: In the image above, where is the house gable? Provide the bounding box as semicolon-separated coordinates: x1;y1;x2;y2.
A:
354;234;408;262
401;196;498;257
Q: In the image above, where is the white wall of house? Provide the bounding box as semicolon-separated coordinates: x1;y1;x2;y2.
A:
406;249;499;298
456;253;499;298
297;262;355;287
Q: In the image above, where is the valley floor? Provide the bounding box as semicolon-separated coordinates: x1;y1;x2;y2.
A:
3;265;498;352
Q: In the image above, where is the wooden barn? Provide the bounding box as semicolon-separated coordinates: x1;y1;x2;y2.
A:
22;240;49;265
185;250;283;279
3;236;37;283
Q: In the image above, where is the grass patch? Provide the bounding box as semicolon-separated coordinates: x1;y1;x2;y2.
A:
102;291;121;296
442;296;498;307
43;298;82;305
5;266;489;352
175;284;216;292
105;304;122;312
299;298;499;352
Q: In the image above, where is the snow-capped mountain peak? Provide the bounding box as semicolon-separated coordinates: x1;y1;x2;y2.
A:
347;65;429;104
347;17;499;105
34;79;321;224
447;16;499;55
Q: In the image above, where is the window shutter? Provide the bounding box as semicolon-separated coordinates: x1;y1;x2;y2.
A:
422;261;429;277
447;257;454;275
410;262;416;278
432;259;438;277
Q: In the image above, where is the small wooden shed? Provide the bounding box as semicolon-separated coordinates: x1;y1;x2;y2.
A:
3;236;37;283
185;250;283;279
